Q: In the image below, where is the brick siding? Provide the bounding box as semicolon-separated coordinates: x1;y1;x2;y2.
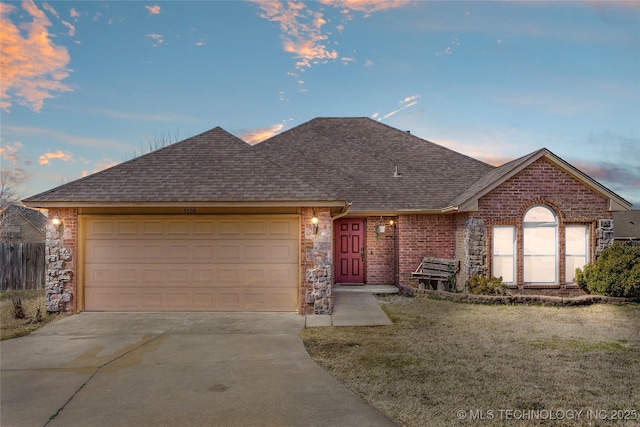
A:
397;214;456;289
469;158;611;292
364;216;397;284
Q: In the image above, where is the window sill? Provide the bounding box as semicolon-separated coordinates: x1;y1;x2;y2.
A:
523;284;561;289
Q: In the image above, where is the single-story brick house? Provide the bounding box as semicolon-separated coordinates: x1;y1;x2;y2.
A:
23;117;632;314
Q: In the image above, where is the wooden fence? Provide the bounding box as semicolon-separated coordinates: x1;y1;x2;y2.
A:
0;243;45;291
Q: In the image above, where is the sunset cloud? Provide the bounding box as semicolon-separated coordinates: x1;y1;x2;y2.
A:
82;159;119;177
376;94;421;120
69;8;79;19
4;125;130;150
0;141;23;164
0;1;73;112
318;0;411;17
253;1;337;69
253;0;409;71
146;33;165;47
145;4;161;15
39;150;73;165
242;124;284;144
62;20;75;36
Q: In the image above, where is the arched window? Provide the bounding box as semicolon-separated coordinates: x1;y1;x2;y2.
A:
523;205;557;284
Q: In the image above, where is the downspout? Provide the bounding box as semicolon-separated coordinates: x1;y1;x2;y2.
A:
331;201;352;222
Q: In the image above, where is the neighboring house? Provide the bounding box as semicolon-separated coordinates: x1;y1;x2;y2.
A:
0;203;46;243
0;204;47;290
23;118;632;314
613;211;640;243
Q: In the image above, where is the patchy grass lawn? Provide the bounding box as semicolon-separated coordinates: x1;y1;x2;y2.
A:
302;295;640;427
1;290;67;341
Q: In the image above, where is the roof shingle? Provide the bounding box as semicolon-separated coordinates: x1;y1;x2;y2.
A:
24;127;339;204
254;117;494;212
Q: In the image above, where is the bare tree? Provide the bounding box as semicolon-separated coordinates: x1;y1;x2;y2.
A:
123;129;187;161
0;170;19;210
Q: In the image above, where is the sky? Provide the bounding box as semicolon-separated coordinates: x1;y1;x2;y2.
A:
1;0;639;207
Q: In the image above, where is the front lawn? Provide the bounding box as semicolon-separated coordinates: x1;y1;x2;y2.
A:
302;295;640;427
1;290;67;340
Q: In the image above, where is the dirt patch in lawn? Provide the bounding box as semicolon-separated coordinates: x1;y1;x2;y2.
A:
302;295;640;427
1;290;67;341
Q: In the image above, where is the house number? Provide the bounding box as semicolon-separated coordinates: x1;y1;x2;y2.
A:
183;209;197;215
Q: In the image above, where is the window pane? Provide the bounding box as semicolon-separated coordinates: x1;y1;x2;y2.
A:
566;226;588;255
524;256;556;283
565;256;587;283
493;226;514;255
524;206;556;223
524;227;556;255
493;256;514;283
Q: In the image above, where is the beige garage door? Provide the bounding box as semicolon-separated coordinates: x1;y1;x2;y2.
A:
83;216;299;312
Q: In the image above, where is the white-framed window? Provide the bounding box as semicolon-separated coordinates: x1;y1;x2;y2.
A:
492;226;515;284
523;205;557;285
565;225;589;283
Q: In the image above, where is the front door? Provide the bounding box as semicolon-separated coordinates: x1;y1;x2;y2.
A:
335;218;364;283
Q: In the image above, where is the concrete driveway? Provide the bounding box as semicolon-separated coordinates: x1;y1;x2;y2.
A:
1;312;397;427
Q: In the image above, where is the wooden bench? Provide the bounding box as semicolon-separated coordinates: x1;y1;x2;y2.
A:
411;257;460;292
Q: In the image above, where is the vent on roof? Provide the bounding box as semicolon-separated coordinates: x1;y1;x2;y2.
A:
393;165;403;178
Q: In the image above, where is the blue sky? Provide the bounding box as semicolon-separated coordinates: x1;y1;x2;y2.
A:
1;0;639;207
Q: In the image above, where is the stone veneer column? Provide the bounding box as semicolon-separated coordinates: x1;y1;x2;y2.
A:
44;208;77;313
302;207;333;314
464;218;486;285
596;218;614;256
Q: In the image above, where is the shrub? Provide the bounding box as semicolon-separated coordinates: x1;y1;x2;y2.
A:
466;275;509;295
575;243;640;298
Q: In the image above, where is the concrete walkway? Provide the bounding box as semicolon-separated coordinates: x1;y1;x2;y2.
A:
1;312;398;427
306;285;397;328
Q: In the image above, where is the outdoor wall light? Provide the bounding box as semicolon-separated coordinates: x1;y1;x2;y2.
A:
311;213;319;234
389;219;395;226
51;215;62;228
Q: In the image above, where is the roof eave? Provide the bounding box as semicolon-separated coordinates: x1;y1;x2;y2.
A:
22;200;347;209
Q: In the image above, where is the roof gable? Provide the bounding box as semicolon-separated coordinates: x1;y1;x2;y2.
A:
24;127;340;206
254;117;494;212
0;204;47;233
450;148;632;211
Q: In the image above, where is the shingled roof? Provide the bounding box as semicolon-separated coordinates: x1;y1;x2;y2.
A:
254;117;494;212
613;211;640;240
24;127;341;206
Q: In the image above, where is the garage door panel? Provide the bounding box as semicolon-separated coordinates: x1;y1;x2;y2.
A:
84;216;299;312
116;221;139;236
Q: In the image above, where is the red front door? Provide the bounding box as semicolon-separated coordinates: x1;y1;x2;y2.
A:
335;218;364;283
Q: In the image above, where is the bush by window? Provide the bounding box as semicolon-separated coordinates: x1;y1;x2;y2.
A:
575;243;640;299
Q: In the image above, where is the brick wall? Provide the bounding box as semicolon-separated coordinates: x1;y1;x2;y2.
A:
468;157;611;292
397;214;456;289
364;216;397;284
44;207;78;313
